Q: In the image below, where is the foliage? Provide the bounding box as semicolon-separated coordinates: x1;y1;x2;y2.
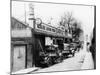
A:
59;12;83;41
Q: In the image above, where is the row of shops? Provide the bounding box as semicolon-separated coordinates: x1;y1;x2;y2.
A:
11;17;81;73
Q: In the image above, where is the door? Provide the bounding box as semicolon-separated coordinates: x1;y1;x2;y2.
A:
13;45;26;72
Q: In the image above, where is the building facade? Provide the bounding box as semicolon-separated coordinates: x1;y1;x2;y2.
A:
11;17;73;72
11;17;34;72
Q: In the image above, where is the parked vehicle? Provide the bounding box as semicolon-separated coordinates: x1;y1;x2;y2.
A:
62;43;74;58
39;45;63;67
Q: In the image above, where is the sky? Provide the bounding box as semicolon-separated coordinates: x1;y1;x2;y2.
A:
12;1;95;41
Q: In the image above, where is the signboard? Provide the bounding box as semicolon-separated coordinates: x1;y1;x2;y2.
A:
35;23;57;34
45;37;53;45
29;3;34;14
35;23;72;38
56;28;65;36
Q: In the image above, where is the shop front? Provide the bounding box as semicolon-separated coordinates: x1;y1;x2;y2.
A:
32;22;68;67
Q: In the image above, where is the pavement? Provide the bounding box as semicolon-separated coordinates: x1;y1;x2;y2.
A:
11;50;94;75
32;50;94;73
11;67;40;75
81;51;94;69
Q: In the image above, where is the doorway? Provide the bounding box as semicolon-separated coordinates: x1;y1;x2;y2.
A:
12;45;26;72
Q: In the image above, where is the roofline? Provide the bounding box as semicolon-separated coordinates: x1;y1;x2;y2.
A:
11;17;33;29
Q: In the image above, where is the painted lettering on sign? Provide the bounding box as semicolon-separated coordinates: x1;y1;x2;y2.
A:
52;28;56;32
46;27;51;31
57;29;64;35
36;24;57;33
35;23;65;36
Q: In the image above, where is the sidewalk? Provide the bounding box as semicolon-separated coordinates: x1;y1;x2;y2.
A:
81;52;94;69
75;50;94;69
11;67;40;75
33;50;94;73
11;50;94;74
31;51;85;73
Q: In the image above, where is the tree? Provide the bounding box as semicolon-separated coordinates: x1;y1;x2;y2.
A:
72;21;83;42
59;12;75;34
59;12;83;41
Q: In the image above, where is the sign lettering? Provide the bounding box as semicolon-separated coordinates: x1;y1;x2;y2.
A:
35;23;65;36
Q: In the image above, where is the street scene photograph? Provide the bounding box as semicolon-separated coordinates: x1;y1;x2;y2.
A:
11;0;96;74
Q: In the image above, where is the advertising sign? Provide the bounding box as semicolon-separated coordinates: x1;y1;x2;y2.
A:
35;23;57;34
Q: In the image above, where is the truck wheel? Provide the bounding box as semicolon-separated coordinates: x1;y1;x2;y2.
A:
46;57;52;67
